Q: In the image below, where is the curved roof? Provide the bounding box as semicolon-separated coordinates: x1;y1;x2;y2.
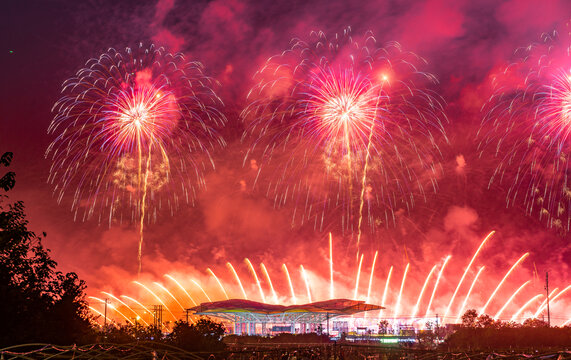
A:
189;298;383;316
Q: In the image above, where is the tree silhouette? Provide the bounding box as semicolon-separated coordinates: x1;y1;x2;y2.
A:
0;152;93;346
168;318;226;352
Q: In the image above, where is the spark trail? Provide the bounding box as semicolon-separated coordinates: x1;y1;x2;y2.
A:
480;253;530;315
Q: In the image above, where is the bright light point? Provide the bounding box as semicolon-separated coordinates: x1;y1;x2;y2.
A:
325;95;360;124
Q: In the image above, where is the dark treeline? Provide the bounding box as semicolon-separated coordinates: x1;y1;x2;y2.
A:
0;152;92;346
1;152;570;353
444;309;571;349
101;318;226;352
0;152;228;351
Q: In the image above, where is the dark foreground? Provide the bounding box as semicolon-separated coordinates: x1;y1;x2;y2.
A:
1;343;570;360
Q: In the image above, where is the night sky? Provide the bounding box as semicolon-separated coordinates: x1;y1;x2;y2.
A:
1;0;570;324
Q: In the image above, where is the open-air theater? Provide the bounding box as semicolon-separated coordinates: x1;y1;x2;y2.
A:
189;299;383;336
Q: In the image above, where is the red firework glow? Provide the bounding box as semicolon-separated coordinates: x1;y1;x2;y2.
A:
3;3;571;343
88;231;570;329
242;29;448;238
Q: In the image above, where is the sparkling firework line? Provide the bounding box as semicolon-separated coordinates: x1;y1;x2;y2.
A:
89;296;134;325
443;231;494;320
299;265;312;303
245;258;266;303
260;263;279;304
164;274;198;306
455;266;485;323
191;280;212;302
533;288;561;318
425;255;452;319
101;291;150;326
379;265;393;319
88;306;109;327
533;289;559;319
534;285;571;317
300;265;312;303
393;263;410;323
120;295;156;320
353;253;365;299
511;294;543;322
329;233;334;299
133;281;177;320
493;280;531;320
480;253;530;315
283;264;297;304
154;282;185;312
227;262;248;299
411;265;438;320
366;251;379;303
206;268;230;300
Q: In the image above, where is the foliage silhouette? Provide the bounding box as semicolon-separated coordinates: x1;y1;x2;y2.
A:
168;318;226;352
0;152;94;346
446;309;571;349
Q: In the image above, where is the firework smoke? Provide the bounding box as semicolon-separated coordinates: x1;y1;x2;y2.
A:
47;44;226;272
241;28;448;241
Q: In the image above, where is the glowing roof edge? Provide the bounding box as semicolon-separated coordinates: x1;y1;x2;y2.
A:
189;298;384;316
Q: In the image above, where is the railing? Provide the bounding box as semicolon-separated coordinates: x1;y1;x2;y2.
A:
1;343;570;360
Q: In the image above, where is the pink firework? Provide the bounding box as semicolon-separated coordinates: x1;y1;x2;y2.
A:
242;29;448;235
479;30;571;231
47;44;226;271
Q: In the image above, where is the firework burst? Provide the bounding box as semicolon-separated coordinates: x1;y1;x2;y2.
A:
242;28;448;238
47;44;226;272
478;30;571;231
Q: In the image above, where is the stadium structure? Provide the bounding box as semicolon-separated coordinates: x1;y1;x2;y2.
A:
189;299;383;336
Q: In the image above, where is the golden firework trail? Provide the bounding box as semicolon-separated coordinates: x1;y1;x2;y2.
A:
455;266;485;323
353;253;365;299
283;264;297;304
191;279;212;302
379;265;393;319
261;263;278;303
154;282;185;312
120;295;156;320
480;252;529;315
207;268;229;300
366;251;379;303
245;258;266;302
329;232;334;299
89;296;134;325
411;265;438;320
534;285;571;317
133;281;177;320
393;263;410;323
227;262;248;299
443;230;494;320
511;294;543;322
300;265;312;303
137;147;152;276
425;255;452;319
164;274;198;306
101;291;149;326
532;289;558;319
494;280;531;320
88;306;116;326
